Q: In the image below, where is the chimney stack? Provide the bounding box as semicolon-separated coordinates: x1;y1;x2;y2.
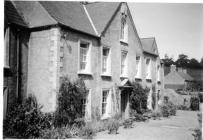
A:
170;64;176;72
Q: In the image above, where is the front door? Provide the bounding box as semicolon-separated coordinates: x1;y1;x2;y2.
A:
121;89;128;119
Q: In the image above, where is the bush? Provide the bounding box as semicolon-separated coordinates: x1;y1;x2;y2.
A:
151;111;161;120
198;93;203;103
160;105;170;117
3;95;50;138
54;76;87;127
168;102;176;116
192;113;202;140
80;123;95;139
130;82;149;114
190;96;200;111
107;119;119;134
123;118;133;128
177;105;190;110
90;121;107;133
40;126;73;139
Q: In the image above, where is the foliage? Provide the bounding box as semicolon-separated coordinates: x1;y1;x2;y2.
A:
160;101;176;117
90;120;107;133
123;118;133;128
3;95;51;138
162;53;203;69
79;123;95;139
40;126;73;139
107;119;120;134
192;113;202;140
54;76;87;127
177;105;190;110
152;91;156;110
190;96;200;111
151;111;161;120
161;54;174;67
198;93;203;103
130;82;149;114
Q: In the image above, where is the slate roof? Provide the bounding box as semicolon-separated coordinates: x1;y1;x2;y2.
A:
177;71;194;81
140;38;158;56
39;1;96;36
85;2;121;36
5;0;28;27
6;1;121;37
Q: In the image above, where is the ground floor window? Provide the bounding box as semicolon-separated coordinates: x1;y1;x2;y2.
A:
102;89;109;115
81;89;90;117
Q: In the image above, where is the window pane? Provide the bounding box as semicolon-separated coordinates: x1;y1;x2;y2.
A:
80;43;89;70
121;51;127;75
102;90;109;115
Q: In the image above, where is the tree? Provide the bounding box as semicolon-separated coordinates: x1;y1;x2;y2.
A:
175;54;190;68
161;54;174;67
189;58;202;68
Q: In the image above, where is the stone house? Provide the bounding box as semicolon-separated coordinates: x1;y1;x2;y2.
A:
165;65;194;90
4;1;164;120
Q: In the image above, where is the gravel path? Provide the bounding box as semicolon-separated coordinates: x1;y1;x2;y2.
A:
95;110;200;140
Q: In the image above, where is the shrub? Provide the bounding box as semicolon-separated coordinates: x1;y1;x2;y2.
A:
190;96;200;111
107;119;119;134
79;123;95;139
151;111;161;120
40;126;73;139
177;105;190;110
90;121;107;133
123;118;133;128
168;102;176;116
160;105;169;117
198;93;203;103
130;82;149;114
192;113;202;140
133;113;148;122
3;95;49;138
54;76;87;127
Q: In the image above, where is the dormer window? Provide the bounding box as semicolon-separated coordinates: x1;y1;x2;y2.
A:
120;11;128;43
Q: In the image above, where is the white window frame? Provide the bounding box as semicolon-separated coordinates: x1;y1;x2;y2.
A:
4;27;10;68
101;46;111;77
157;65;161;82
135;56;141;79
101;88;112;120
146;58;151;80
120;50;128;77
120;12;128;44
78;39;92;75
81;89;91;121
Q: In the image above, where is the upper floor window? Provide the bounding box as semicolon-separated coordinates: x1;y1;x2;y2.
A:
120;12;128;43
102;47;111;75
4;27;10;67
146;58;151;79
79;40;91;74
135;56;141;78
121;51;128;76
157;65;160;82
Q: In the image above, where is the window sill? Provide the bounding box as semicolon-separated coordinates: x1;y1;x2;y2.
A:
4;65;10;69
135;75;142;80
101;114;111;120
146;78;152;82
120;75;128;79
120;39;128;45
101;73;112;77
77;71;93;76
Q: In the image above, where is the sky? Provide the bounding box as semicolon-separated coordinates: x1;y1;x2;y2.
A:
129;3;203;61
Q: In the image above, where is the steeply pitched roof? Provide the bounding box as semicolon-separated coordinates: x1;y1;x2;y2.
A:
177;71;194;81
140;37;158;56
39;1;96;36
5;0;28;27
12;1;57;28
85;2;121;36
